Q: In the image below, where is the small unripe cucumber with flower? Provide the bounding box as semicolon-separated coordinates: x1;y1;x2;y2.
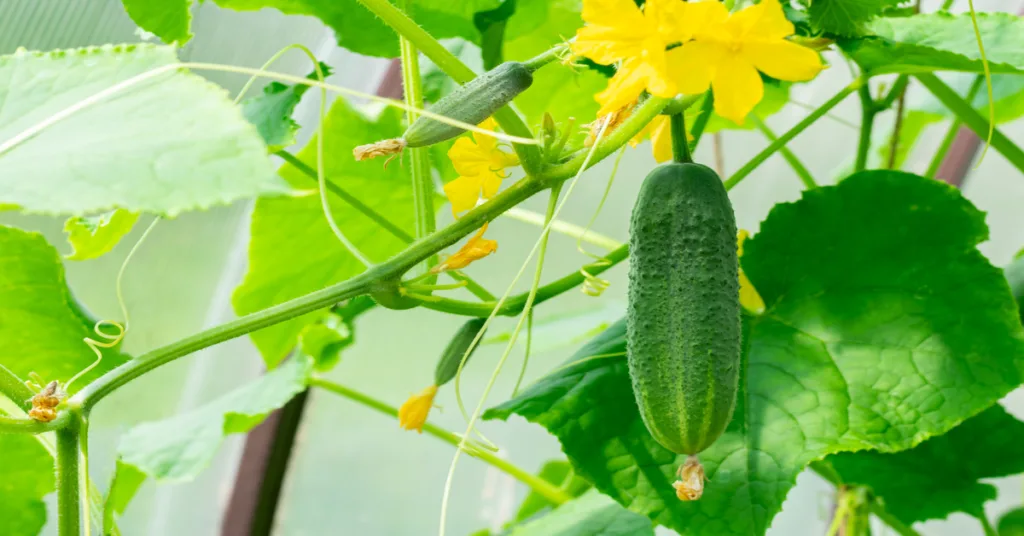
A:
626;162;741;497
354;61;533;160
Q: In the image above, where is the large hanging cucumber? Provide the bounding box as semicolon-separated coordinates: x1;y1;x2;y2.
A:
354;61;533;161
626;163;741;461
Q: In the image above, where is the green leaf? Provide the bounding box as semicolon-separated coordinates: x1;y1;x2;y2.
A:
63;209;140;261
841;13;1024;76
827;403;1024;524
504;0;604;129
121;0;194;44
483;301;625;354
214;0;500;58
232;97;415;366
509;489;654;536
103;461;146;534
515;460;591;523
0;225;128;392
806;0;900;37
0;44;282;216
241;63;332;152
117;356;311;482
0;434;53;536
999;507;1024;536
486;171;1024;536
916;73;1024;125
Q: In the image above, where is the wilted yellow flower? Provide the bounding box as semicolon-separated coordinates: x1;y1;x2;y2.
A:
444;119;519;217
673;456;707;501
737;229;766;313
398;384;438;433
670;0;824;124
431;224;498;274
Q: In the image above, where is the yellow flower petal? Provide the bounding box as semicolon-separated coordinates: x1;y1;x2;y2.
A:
737;230;766;313
573;0;653;64
596;58;653;115
431;225;498;273
667;42;723;96
443;175;484;216
649;116;675;163
673;0;729;40
742;40;824;82
727;0;793;41
711;54;763;125
398;384;438;433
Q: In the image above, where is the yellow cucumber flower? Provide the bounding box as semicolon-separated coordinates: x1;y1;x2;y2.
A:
398;384;438;433
573;0;690;115
431;224;498;274
669;0;824;124
444;119;518;217
737;229;765;313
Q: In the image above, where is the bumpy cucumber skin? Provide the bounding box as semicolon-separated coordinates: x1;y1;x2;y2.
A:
404;61;533;147
626;163;741;456
434;318;487;387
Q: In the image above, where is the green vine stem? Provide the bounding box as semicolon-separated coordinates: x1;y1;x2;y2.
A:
0;412;71;434
56;422;82;536
725;81;859;190
309;377;572;505
68;95;662;412
670;113;693;164
0;362;33;404
352;0;542;174
854;82;876;173
750;116;817;189
398;0;437;274
522;44;569;72
811;462;922;536
916;73;1024;175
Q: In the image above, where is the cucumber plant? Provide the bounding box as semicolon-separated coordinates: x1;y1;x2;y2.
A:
1;1;1024;536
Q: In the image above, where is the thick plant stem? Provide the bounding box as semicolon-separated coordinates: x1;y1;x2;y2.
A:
310;377;572;505
352;0;541;174
811;462;922;536
917;73;1024;175
670;113;693;164
72;67;662;412
855;83;876;173
398;0;437;273
751;116;816;189
522;44;567;72
725;83;858;190
56;423;82;536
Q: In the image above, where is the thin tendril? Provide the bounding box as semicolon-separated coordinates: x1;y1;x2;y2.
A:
440;114;614;536
966;0;994;168
66;216;158;391
577;146;625;297
511;310;533;397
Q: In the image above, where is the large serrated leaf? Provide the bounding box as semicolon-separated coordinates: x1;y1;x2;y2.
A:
121;0;194;44
806;0;901;37
826;403;1024;525
486;171;1024;536
0;44;282;216
0;434;53;536
841;13;1024;76
510;489;654;536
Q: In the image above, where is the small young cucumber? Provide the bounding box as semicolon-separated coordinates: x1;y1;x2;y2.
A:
626;163;741;457
434;318;488;387
404;61;533;148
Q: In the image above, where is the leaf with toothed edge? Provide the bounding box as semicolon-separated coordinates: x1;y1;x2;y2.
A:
486;170;1024;535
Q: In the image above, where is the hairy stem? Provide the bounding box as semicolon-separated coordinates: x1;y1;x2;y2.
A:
56;423;82;536
522;44;568;72
886;78;911;169
751;116;816;189
855;83;876;173
812;462;922;536
726;82;859;190
310;377;572;504
352;0;541;173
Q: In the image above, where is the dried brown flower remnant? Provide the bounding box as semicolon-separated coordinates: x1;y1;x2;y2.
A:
673;455;707;501
28;380;64;423
353;138;406;162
